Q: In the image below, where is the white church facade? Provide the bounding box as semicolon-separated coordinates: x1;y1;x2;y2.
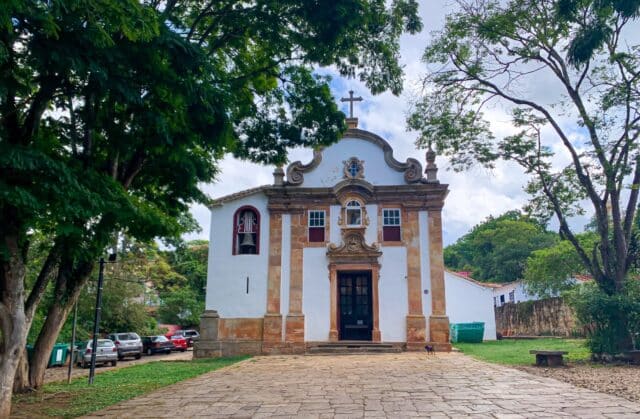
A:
195;116;495;357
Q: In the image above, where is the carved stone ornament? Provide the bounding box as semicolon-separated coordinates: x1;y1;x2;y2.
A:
285;150;323;186
327;228;381;263
343;157;364;179
345;129;424;183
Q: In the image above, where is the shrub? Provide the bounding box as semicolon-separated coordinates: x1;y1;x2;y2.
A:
566;281;640;354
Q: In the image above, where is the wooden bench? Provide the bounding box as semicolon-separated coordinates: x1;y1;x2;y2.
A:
529;350;568;367
624;350;640;364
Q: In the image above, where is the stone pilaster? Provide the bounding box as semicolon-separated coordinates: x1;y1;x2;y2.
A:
286;212;305;345
264;213;283;343
427;209;451;351
403;209;426;350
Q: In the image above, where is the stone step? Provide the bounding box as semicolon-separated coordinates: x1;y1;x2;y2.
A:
306;342;403;355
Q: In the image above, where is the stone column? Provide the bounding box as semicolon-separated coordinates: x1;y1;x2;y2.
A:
329;264;339;341
404;209;426;350
286;212;305;345
427;209;451;351
194;310;222;358
263;213;283;347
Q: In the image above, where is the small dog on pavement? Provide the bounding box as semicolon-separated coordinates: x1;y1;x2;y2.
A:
424;344;435;356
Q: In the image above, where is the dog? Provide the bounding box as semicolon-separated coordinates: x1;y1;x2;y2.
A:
424;344;435;355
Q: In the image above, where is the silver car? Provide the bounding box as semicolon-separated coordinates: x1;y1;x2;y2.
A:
76;339;118;368
108;332;143;360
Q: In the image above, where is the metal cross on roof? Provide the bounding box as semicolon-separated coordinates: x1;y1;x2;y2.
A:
340;90;363;118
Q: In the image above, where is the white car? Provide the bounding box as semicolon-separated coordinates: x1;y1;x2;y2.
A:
108;332;143;360
76;339;118;368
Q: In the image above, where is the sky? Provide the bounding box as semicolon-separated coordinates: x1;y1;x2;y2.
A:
184;1;593;246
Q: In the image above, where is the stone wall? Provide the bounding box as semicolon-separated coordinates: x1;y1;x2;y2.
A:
495;297;584;337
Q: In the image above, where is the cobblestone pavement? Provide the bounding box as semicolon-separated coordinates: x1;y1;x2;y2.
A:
84;352;640;418
45;349;192;384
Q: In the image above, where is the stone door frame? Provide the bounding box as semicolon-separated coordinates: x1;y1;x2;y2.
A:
329;262;381;342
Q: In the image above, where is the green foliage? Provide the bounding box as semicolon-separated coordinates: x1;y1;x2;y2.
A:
409;0;640;351
566;281;640;354
524;233;598;297
157;287;204;327
165;240;208;300
444;211;558;282
12;357;249;418
455;338;590;365
557;0;640;66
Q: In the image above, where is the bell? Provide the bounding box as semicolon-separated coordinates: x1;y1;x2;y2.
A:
240;232;255;248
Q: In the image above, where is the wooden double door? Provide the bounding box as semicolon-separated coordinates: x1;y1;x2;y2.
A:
338;271;373;341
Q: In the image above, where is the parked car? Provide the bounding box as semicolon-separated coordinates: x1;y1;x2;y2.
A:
168;330;200;347
141;335;173;355
169;335;188;352
76;339;118;368
108;332;143;360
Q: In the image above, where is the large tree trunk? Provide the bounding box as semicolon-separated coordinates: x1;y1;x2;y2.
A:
13;349;30;393
27;258;92;390
28;293;80;388
0;234;29;418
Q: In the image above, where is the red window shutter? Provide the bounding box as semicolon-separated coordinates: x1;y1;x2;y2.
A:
309;227;325;242
383;226;401;241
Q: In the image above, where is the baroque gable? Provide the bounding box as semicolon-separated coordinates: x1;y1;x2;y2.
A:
285;128;425;187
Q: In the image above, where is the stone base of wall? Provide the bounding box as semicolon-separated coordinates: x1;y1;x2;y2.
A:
194;340;263;358
263;342;306;355
406;314;427;345
428;315;451;352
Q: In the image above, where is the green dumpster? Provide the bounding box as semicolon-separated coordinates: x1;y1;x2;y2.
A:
48;343;69;367
450;322;485;343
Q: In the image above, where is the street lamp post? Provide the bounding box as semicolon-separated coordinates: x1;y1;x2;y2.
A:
88;253;116;385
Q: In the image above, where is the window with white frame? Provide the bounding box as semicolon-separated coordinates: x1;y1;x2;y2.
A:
345;200;362;226
308;210;325;242
382;208;401;241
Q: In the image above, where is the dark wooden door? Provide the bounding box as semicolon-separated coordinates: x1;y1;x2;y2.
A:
338;271;372;340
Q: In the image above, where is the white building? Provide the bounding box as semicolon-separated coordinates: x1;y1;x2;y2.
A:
196;116;496;357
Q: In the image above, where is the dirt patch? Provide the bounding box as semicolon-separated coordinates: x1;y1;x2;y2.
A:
518;362;640;403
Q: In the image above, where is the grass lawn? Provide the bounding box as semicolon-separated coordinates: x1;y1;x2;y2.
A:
12;356;249;418
454;338;590;366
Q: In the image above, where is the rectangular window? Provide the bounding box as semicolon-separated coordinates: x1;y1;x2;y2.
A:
509;290;515;303
382;209;401;241
308;210;325;242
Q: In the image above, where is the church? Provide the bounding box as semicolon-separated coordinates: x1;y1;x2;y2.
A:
195;96;496;357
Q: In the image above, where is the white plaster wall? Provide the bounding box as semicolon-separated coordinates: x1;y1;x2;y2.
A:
302;248;330;341
378;246;408;342
330;205;341;245
365;204;378;244
281;214;291;340
301;138;407;186
206;194;270;318
445;272;497;340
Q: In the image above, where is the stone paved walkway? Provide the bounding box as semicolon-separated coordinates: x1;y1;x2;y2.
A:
84;353;640;418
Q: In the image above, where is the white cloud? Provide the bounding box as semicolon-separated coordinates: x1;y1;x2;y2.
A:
184;0;597;246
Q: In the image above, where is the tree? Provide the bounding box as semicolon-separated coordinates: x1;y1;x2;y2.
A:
408;0;640;352
523;233;598;297
165;240;208;300
157;288;204;327
1;1;421;412
444;211;558;282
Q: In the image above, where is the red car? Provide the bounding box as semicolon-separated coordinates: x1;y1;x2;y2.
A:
169;335;188;352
